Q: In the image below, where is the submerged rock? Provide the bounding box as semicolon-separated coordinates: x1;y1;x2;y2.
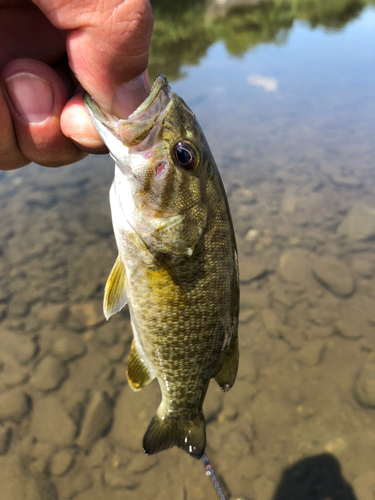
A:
76;391;113;451
49;447;77;476
52;335;87;362
354;353;375;408
338;203;375;241
278;249;311;285
31;356;68;391
0;390;30;422
312;255;354;297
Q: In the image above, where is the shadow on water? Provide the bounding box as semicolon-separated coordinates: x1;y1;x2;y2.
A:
272;454;357;500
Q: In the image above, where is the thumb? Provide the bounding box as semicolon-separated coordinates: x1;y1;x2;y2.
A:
34;0;153;117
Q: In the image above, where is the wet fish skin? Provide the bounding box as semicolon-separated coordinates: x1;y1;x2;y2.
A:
84;75;239;459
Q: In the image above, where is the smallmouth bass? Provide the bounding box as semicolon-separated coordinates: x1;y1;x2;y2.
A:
84;75;239;459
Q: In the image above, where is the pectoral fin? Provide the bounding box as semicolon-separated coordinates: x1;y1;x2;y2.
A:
127;340;154;391
214;334;239;392
103;256;128;320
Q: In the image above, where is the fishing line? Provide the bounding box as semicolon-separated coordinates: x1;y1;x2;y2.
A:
202;452;228;500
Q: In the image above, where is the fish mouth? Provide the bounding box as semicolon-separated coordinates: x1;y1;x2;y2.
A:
84;75;171;145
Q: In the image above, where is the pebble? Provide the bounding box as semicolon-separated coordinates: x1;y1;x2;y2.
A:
87;439;111;468
31;356;68;391
76;391;113;451
0;304;6;320
0;390;30;422
49;447;77;476
3;369;30;389
58;471;93;499
335;306;368;340
352;258;374;279
30;396;77;446
239;308;256;324
7;299;29;318
338;203;375;241
97;328;119;345
103;466;140;489
278;249;311;285
295;342;326;365
330;175;362;188
113;365;128;385
52;335;87;362
12;336;39;365
0;425;12;454
38;303;68;323
68;301;105;330
312;255;354;297
239;257;270;283
353;353;375;408
26;191;56;208
304;324;333;340
261;308;283;339
108;343;126;362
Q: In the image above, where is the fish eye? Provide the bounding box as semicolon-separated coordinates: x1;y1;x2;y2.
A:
173;142;198;171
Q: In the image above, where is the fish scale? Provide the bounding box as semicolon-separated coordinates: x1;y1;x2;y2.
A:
84;75;239;459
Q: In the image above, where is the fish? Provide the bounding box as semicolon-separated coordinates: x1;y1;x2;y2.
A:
84;75;239;459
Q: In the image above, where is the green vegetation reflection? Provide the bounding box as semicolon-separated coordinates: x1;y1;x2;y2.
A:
149;0;375;80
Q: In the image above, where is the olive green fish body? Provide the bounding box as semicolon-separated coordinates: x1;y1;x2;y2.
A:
84;76;239;459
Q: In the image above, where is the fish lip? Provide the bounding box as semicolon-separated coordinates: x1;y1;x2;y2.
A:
83;74;169;135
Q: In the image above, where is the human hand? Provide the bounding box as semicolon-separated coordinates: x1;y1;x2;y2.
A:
0;0;153;170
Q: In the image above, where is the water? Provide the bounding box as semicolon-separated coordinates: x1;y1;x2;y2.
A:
1;1;375;498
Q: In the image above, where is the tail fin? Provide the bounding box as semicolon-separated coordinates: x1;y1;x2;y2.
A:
142;411;205;459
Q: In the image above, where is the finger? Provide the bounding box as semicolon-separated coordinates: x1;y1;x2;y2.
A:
60;91;108;153
0;85;30;170
0;0;66;68
33;0;154;117
1;58;86;168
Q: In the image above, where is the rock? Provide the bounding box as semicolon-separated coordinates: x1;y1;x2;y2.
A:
127;451;158;474
30;396;77;446
68;302;104;330
97;328;119;345
108;343;126;362
49;447;76;476
52;335;87;362
352;470;375;500
354;353;375;408
7;299;29;318
239;308;256;324
335;306;368;339
338;203;375;241
39;303;68;323
295;342;326;365
0;304;7;320
351;257;374;279
26;191;55;207
31;356;68;391
304;324;333;340
76;391;113;451
103;466;140;489
0;456;58;500
278;249;311;285
58;471;93;499
87;439;111;468
312;256;354;297
261;308;283;338
0;390;30;422
0;425;12;454
239;258;270;283
330;175;362;188
2;369;29;389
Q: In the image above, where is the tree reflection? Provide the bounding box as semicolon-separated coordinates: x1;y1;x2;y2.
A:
149;0;375;80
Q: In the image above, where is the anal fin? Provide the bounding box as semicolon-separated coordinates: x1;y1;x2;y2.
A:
103;255;128;320
127;340;154;391
214;334;239;392
143;410;205;459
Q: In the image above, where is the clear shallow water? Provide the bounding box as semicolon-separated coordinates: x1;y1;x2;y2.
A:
1;2;375;499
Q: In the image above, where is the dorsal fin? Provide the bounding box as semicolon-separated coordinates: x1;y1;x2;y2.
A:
103;256;128;320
